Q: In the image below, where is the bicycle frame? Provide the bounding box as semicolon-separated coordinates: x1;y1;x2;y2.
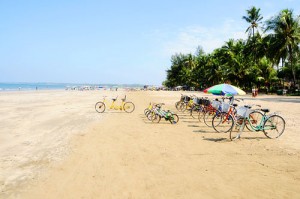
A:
241;114;266;131
245;112;280;131
109;99;125;111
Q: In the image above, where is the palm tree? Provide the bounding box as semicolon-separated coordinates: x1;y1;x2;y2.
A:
243;6;263;38
243;6;263;63
265;9;300;86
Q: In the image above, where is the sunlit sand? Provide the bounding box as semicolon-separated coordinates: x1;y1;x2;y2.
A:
0;90;300;198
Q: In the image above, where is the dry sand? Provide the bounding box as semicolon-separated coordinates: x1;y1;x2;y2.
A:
0;90;300;199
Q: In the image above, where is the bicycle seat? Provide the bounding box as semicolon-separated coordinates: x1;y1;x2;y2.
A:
260;109;270;113
233;104;238;107
112;98;117;101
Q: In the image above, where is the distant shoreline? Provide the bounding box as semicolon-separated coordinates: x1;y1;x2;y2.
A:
0;82;145;91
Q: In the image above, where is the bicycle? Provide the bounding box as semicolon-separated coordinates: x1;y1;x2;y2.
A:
203;99;222;127
189;97;210;118
144;102;153;115
175;94;195;112
145;103;159;121
95;95;135;113
229;107;285;140
151;103;179;124
212;103;264;133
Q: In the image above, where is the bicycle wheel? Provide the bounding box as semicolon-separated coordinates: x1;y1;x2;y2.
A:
144;108;150;115
146;110;154;121
179;103;187;112
95;102;106;113
169;114;179;124
191;106;202;119
145;109;151;117
151;114;161;123
245;110;263;131
263;115;285;139
198;111;205;122
175;101;181;110
123;102;135;113
204;110;217;127
212;113;234;133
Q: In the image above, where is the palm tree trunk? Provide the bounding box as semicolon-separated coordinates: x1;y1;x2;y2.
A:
252;27;256;63
288;45;296;88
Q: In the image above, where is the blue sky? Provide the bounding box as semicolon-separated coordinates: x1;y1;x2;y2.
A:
0;0;299;85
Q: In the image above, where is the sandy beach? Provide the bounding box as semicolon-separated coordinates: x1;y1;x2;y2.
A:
1;90;300;198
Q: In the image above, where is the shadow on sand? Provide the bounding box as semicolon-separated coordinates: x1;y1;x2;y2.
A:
202;137;228;142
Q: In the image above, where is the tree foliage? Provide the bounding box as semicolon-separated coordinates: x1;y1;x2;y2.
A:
164;7;300;92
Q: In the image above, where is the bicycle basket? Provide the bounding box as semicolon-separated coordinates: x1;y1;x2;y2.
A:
221;103;230;113
212;100;221;109
180;95;185;101
184;96;191;102
203;99;211;106
193;98;201;105
236;106;251;118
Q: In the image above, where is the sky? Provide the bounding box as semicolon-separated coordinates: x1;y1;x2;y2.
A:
0;0;299;85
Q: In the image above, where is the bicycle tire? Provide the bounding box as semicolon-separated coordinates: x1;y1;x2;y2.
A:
151;114;161;123
146;110;154;121
263;115;285;139
144;108;150;115
204;110;217;127
95;102;106;113
145;109;150;117
175;101;181;110
191;106;202;119
212;113;234;133
179;103;186;112
123;102;135;113
245;110;264;131
198;111;205;122
169;114;179;124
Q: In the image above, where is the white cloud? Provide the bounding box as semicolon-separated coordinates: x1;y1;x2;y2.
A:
159;19;248;56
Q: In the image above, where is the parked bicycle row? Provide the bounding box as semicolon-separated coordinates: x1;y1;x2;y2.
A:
94;93;285;141
175;94;286;140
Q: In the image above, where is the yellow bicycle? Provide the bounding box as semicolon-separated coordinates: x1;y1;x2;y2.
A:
95;95;135;113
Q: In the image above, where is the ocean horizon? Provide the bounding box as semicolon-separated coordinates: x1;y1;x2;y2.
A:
0;82;145;91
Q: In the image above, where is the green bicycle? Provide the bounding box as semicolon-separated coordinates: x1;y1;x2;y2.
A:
229;107;285;140
151;103;179;124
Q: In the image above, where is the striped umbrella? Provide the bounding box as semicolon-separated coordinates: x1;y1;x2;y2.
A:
203;83;246;95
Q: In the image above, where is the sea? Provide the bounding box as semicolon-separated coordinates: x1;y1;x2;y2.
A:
0;82;144;91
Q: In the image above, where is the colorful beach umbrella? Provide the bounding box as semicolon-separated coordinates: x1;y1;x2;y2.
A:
203;83;246;95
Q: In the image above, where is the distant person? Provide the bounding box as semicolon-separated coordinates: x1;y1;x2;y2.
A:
252;87;255;97
283;89;287;95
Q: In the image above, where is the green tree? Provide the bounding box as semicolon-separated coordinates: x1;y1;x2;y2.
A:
243;6;263;63
265;9;300;86
243;6;263;38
